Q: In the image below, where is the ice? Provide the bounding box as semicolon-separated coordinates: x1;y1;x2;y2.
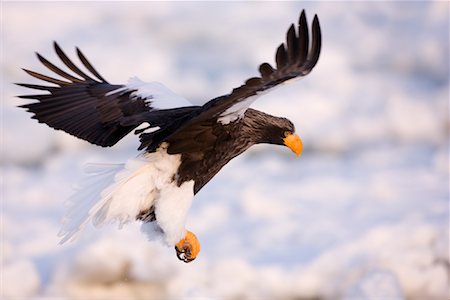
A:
2;259;41;298
2;1;448;299
345;270;405;300
2;107;56;165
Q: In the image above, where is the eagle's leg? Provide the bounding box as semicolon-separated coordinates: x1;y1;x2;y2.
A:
175;230;200;263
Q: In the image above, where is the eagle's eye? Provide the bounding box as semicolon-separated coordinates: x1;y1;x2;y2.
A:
284;131;292;137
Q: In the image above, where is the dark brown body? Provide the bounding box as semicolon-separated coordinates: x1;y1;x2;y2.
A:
175;109;293;194
177;121;254;194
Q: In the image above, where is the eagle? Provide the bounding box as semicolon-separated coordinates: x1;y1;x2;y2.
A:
18;10;321;263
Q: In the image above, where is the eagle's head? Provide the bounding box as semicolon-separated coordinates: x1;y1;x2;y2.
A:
265;118;303;157
244;109;303;157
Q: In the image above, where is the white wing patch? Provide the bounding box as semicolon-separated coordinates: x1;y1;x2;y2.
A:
59;146;195;246
134;122;161;134
218;95;257;125
217;89;270;125
125;77;192;110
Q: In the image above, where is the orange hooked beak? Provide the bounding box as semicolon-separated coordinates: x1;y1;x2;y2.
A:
283;133;303;157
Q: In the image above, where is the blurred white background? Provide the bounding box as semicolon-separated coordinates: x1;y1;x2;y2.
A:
1;2;449;299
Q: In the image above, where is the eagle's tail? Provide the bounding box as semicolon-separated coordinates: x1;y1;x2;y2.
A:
58;156;156;243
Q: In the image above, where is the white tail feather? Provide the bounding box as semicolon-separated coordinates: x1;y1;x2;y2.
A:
58;148;192;246
58;156;157;244
58;163;123;243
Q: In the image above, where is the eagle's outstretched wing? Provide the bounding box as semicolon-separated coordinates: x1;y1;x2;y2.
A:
212;10;322;124
18;42;197;147
163;10;321;154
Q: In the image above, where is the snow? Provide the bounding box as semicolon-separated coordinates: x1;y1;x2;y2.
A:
2;259;41;298
2;1;448;299
344;270;404;299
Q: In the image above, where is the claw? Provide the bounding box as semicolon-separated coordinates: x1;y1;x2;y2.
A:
175;247;195;263
175;231;200;263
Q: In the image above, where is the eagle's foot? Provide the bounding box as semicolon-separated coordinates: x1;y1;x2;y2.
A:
175;230;200;263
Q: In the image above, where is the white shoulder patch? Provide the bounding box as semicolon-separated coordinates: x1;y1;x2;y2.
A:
217;95;258;125
126;77;192;110
217;89;271;125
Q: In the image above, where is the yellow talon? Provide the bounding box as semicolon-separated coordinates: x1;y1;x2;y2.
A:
175;231;200;263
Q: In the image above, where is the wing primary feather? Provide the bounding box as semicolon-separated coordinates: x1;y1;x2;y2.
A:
35;52;84;83
15;83;56;91
23;94;92;113
17;94;52;101
297;10;309;65
306;14;322;70
275;44;288;70
22;68;69;85
53;41;95;81
244;77;262;87
76;47;108;83
286;24;298;63
259;62;275;78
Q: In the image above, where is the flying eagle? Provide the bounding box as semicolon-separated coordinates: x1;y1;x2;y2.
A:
18;10;321;262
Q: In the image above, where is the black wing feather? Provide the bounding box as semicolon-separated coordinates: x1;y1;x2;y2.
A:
36;52;84;82
53;42;96;81
18;43;198;147
76;47;108;82
286;24;298;63
22;68;69;85
298;10;309;65
259;63;275;79
275;44;288;70
15;83;57;91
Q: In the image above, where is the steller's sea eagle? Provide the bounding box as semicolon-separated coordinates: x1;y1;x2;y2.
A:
18;10;321;262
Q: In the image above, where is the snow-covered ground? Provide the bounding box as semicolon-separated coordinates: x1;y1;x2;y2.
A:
1;2;448;299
